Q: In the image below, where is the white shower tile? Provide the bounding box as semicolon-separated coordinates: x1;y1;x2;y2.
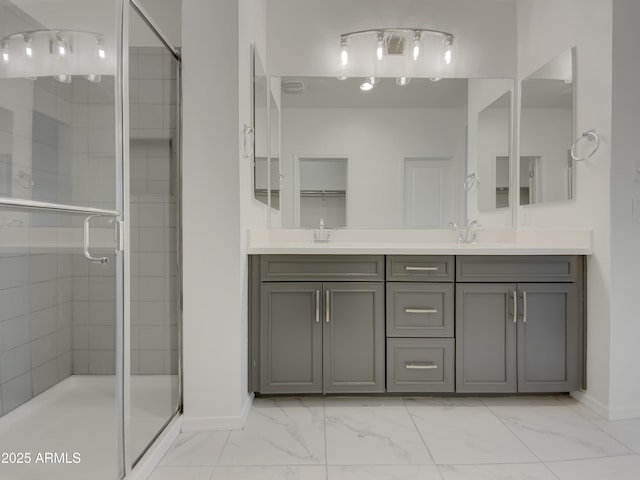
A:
58;351;72;380
139;79;164;104
139;350;165;374
0;315;30;353
546;454;640;480
408;405;537;465
31;333;59;368
73;301;89;325
138;54;164;79
160;431;230;466
488;404;631;461
31;359;58;395
90;301;116;325
214;466;326;480
58;326;72;353
88;104;115;128
139;203;165;227
139;301;164;324
139;326;166;350
1;344;31;383
139;253;166;276
0;256;28;289
88;325;116;350
30;280;58;312
30;306;58;340
439;463;557;479
0;286;29;321
327;465;442;480
89;350;115;374
73;350;89;374
89;278;116;301
139;104;164;129
1;372;32;414
139;277;165;301
325;404;432;465
30;254;58;282
219;397;325;466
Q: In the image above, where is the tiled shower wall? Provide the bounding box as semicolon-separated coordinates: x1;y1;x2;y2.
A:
0;253;73;416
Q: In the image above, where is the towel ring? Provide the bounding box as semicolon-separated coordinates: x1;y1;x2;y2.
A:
570;129;599;161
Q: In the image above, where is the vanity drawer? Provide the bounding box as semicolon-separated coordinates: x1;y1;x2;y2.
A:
387;338;455;392
260;255;384;281
386;256;454;282
456;255;580;282
386;283;454;337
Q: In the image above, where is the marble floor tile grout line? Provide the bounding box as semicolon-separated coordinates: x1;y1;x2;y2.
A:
403;397;443;478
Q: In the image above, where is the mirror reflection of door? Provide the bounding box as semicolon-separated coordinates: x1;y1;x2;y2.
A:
297;157;347;228
495;156;510;208
519;156;541;205
403;157;453;228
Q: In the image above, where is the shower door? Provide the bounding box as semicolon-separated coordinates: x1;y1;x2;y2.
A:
0;1;125;478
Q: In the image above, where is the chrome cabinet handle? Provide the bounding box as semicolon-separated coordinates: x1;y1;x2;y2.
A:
404;308;438;314
522;291;527;324
512;290;517;323
242;124;255;160
405;362;438;370
325;290;330;323
83;215;109;264
315;290;320;323
405;266;438;271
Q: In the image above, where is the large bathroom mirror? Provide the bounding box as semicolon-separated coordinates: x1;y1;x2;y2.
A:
477;91;511;211
271;76;513;229
519;48;574;205
253;50;281;211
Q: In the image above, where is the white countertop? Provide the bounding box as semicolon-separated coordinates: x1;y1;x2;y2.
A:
247;229;593;255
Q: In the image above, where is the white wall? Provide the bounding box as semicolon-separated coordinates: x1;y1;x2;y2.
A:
267;0;516;79
280;107;467;228
609;0;640;419
181;0;268;430
516;0;616;417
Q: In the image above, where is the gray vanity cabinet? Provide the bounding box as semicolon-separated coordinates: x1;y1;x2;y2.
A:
456;255;582;394
254;255;385;394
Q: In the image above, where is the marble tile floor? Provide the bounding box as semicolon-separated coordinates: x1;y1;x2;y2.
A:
149;395;640;480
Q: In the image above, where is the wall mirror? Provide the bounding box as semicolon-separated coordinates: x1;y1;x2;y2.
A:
270;75;514;229
253;50;281;212
519;48;575;205
477;91;511;211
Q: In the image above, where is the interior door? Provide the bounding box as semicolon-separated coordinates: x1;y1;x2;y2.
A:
403;157;453;228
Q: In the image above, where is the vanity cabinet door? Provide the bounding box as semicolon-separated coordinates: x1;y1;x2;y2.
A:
456;283;518;393
517;283;578;392
260;282;323;393
323;282;385;393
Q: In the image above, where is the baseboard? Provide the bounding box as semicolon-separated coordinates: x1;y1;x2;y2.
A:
126;413;183;480
572;391;640;420
181;393;254;432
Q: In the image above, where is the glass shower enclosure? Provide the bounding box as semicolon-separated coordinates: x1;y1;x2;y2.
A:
0;1;181;478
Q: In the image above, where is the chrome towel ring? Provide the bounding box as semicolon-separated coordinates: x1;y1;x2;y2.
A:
570;129;599;161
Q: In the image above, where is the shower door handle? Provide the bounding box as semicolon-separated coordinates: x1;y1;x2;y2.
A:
83;215;110;264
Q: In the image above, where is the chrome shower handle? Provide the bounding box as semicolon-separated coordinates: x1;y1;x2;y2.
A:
83;215;109;264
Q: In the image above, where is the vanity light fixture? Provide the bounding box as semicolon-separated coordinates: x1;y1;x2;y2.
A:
396;76;411;86
0;30;107;83
339;28;454;65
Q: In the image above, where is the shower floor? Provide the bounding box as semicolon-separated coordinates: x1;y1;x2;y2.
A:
0;374;178;480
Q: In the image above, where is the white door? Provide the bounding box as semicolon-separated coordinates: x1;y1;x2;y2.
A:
403;157;454;228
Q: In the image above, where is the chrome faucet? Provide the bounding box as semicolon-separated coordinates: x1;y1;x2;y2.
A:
313;218;330;243
459;220;480;244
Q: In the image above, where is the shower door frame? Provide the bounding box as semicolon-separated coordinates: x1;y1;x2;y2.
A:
120;0;183;475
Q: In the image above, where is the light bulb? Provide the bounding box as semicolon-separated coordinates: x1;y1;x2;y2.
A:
443;36;454;65
97;36;106;60
376;32;384;61
340;38;348;66
412;32;421;61
395;77;411;86
360;81;373;91
24;35;33;58
84;74;101;83
55;36;67;57
1;41;8;64
54;74;71;84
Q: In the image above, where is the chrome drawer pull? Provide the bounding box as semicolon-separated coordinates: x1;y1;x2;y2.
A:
315;290;320;323
405;362;438;370
404;308;438;314
405;266;438;271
